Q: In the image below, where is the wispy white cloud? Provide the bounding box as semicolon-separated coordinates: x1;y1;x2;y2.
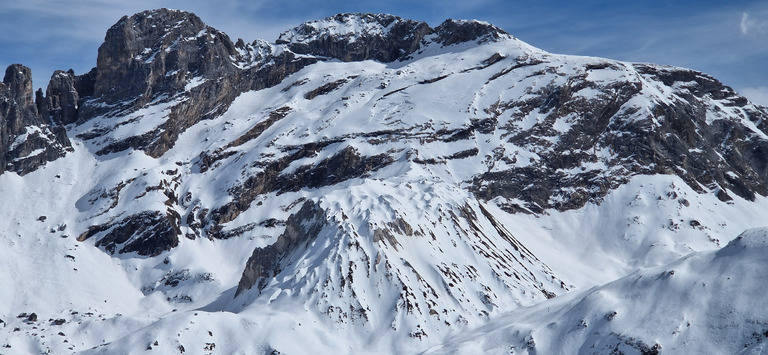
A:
741;12;768;36
741;86;768;107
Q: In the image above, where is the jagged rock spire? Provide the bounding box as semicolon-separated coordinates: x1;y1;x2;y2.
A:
92;8;239;108
0;64;71;175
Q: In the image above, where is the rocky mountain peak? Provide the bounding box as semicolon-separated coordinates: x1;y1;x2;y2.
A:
76;8;318;158
275;13;514;63
277;13;419;40
432;18;512;46
90;8;239;112
5;9;768;354
276;12;431;62
0;64;71;175
43;69;84;125
3;64;35;109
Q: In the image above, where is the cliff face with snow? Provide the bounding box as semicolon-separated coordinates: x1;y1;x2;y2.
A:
2;9;768;354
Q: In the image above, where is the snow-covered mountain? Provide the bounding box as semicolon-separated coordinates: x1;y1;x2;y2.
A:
2;8;768;354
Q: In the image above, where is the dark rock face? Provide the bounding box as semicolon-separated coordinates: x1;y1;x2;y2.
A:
0;64;71;175
41;68;96;125
88;9;239;110
77;211;181;256
207;145;394;231
235;200;326;296
64;10;522;160
4;65;36;110
78;9;247;157
432;19;511;46
72;8;321;158
277;13;431;62
89;48;318;158
275;13;511;63
43;70;81;125
471;63;768;213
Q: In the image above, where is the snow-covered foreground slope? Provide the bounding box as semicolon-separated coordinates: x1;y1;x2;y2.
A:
2;167;767;353
428;227;768;354
2;9;768;354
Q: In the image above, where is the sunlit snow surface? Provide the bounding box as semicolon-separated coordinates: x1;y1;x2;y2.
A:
428;228;768;354
1;31;768;354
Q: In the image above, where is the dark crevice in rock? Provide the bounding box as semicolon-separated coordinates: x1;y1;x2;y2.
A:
414;148;479;165
418;75;449;84
227;107;293;149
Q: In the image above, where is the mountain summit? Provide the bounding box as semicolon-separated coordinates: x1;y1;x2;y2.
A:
1;9;768;353
276;13;511;61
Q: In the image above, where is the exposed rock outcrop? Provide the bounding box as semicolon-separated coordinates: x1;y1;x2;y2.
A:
0;64;71;175
235;200;326;296
471;62;768;213
42;69;95;125
208;145;394;230
74;9;320;158
57;10;525;160
276;13;431;62
432;19;512;46
275;13;512;63
77;210;181;257
88;9;240;111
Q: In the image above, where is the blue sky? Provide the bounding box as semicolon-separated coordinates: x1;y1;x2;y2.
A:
1;1;767;105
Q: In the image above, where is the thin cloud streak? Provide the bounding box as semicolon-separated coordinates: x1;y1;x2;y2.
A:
741;12;768;36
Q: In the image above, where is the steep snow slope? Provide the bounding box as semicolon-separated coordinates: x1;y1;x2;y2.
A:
2;170;767;353
428;228;768;354
1;9;768;354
